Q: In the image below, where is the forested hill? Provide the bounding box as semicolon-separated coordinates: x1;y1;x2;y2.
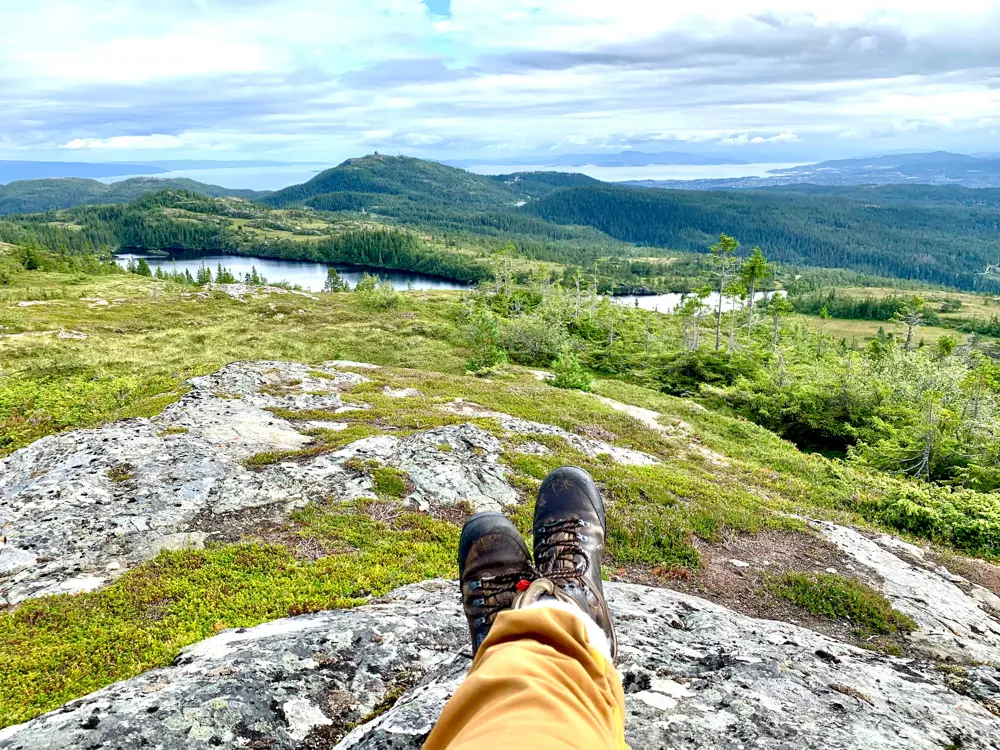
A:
264;153;601;211
0;177;269;216
755;183;1000;208
7;153;1000;293
525;184;1000;292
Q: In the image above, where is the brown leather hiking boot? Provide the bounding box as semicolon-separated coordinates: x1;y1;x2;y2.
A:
458;512;535;654
530;466;618;660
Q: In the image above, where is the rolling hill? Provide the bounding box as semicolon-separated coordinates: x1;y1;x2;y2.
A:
0;177;269;216
265;153;602;211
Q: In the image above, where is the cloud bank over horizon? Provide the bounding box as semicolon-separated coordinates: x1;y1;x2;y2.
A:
1;0;998;163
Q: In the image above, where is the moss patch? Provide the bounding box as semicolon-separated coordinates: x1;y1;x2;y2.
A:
769;571;917;638
0;500;459;728
371;467;409;498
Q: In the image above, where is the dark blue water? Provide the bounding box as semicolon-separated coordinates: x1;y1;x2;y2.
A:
115;253;469;292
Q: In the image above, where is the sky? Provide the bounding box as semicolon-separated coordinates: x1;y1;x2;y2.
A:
1;0;998;164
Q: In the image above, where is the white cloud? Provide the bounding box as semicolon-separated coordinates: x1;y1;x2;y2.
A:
62;134;185;150
2;0;999;160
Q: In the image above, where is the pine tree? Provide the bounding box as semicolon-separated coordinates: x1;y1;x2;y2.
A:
135;258;152;277
767;295;794;350
550;344;592;391
324;267;349;292
893;296;926;352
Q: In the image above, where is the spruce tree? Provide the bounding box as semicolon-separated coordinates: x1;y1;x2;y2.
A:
710;234;739;351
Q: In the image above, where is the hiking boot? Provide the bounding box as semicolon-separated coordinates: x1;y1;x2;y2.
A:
531;466;617;659
458;512;535;654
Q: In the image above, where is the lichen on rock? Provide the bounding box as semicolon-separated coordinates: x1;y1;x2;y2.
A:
3;579;999;750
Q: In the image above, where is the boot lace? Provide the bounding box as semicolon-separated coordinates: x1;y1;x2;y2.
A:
468;569;535;630
534;517;592;582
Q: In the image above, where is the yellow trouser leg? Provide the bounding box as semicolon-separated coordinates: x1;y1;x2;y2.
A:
423;607;627;750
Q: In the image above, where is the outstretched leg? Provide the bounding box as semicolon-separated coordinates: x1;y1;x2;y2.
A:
424;469;627;750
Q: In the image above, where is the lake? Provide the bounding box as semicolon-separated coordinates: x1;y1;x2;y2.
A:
614;290;781;314
115;253;470;292
466;163;806;182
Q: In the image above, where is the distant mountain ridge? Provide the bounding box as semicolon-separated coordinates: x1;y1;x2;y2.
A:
0;177;269;215
446;150;747;168
621;151;1000;190
0;161;170;183
0;160;322;184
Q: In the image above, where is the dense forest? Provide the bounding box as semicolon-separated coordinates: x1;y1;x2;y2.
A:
524;185;1000;292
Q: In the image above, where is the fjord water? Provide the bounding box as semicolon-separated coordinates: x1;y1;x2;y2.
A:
115;253;470;292
466;163;805;181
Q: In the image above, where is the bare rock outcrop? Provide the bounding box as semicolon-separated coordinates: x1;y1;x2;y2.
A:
3;580;999;750
0;361;653;605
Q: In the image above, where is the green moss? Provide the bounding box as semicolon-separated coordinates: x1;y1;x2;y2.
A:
157;426;189;436
371;467;409;498
105;464;133;483
0;500;459;728
242;425;382;469
769;572;918;637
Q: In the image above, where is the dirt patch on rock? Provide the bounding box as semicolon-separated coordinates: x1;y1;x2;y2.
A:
610;528;907;653
932;551;1000;599
187;504;331;560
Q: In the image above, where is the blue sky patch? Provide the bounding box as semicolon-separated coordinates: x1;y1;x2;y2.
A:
422;0;451;17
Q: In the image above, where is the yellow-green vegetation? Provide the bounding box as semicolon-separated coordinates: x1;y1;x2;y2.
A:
838;287;999;324
105;464;133;483
0;271;465;455
769;571;918;638
3;264;1000;729
0;500;459;727
241;425;383;469
371;466;410;498
802;315;963;346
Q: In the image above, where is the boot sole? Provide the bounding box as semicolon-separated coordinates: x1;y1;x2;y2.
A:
537;466;606;527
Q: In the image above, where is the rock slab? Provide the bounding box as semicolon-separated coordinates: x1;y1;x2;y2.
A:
0;361;659;605
3;580;999;750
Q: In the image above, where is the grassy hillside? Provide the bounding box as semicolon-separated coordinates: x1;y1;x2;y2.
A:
0;177;269;216
2;257;1000;726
